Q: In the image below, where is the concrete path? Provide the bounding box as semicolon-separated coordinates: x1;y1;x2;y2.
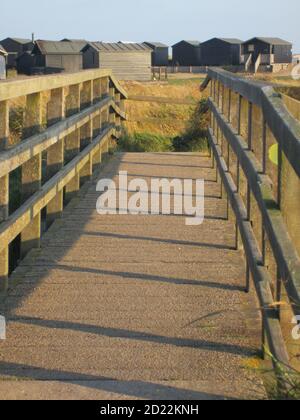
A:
0;153;265;400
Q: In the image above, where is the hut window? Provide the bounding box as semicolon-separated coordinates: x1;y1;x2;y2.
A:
248;45;255;52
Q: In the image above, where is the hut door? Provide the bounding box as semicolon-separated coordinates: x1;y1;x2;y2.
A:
0;56;6;80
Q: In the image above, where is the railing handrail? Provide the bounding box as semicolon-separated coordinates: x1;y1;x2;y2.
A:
202;68;300;179
0;70;127;292
201;69;300;370
0;69;128;101
0;97;125;179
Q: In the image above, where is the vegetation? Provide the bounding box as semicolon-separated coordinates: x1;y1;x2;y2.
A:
118;131;173;153
266;362;300;400
119;77;209;153
250;73;300;101
172;99;209;152
118;98;209;153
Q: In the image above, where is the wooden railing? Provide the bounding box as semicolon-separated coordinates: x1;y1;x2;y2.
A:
0;69;127;291
201;68;300;373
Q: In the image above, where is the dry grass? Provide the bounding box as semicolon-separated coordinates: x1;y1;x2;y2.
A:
120;78;205;138
248;73;300;101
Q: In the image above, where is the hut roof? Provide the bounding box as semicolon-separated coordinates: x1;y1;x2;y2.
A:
172;40;201;47
144;42;168;48
35;40;85;55
5;37;32;45
87;42;152;52
244;37;292;46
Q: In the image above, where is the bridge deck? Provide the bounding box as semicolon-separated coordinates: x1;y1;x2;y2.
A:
0;153;265;400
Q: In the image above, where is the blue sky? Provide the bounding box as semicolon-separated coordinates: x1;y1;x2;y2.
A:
1;0;299;51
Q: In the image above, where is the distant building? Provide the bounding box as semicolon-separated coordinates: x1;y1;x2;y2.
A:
293;54;300;64
143;42;169;66
200;38;243;66
0;37;34;68
242;37;293;70
172;41;201;66
0;45;7;80
18;40;84;74
82;42;152;81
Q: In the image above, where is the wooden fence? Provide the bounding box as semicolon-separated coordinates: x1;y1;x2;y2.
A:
201;68;300;373
0;69;127;291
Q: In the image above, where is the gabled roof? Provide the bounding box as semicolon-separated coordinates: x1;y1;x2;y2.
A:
86;42;152;52
202;37;243;45
143;42;168;48
218;38;243;44
61;38;87;43
34;40;85;55
244;37;292;46
172;40;201;47
0;45;7;56
2;37;32;45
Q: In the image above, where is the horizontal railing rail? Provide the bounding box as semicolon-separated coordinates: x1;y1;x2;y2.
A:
201;68;300;371
0;69;127;292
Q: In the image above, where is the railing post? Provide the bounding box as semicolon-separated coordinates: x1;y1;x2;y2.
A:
47;87;66;127
23;93;43;138
109;108;116;125
21;92;43;258
120;98;125;112
80;120;93;149
109;83;115;99
81;80;93;110
101;77;109;98
66;84;80;117
0;175;9;292
93;78;102;103
92;144;102;171
0;99;9;290
80;153;93;184
65;130;80;201
0;100;9;150
46;87;66;227
46;138;64;229
115;92;121;106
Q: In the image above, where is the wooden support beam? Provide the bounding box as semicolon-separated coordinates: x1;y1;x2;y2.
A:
47;87;66;127
46;139;64;228
21;153;42;258
0;100;9;150
0;174;9;291
80;120;93;150
23;92;43;139
66;84;80;117
101;77;109;98
93;78;102;103
81;80;93;110
80;153;93;184
65;129;80;201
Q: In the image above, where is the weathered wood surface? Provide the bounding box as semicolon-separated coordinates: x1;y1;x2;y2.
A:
202;68;300;373
0;153;265;400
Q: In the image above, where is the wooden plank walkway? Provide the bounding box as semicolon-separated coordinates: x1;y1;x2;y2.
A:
0;153;266;400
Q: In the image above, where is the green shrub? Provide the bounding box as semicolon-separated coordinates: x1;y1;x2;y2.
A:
268;364;300;400
118;131;173;152
172;99;209;152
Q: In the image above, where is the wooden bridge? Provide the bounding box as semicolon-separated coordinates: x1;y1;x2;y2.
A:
0;69;299;400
